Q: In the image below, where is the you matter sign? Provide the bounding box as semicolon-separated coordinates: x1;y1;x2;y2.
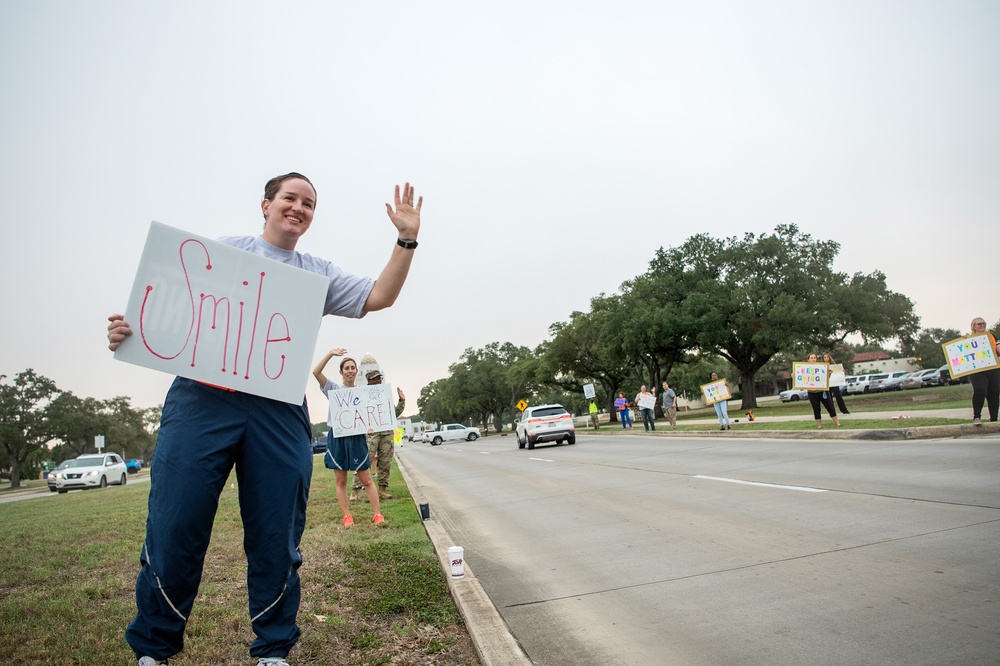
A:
114;222;328;404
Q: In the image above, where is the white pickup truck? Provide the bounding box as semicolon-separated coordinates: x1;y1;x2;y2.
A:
421;423;480;446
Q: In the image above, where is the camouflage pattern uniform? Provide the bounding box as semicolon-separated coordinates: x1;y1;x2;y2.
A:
352;371;404;499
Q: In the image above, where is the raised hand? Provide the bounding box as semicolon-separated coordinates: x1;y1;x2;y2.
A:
385;183;422;238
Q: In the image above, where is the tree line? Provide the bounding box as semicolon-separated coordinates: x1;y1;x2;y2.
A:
418;224;928;430
0;369;160;487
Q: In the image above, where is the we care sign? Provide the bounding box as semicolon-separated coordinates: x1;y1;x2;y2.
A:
115;222;328;404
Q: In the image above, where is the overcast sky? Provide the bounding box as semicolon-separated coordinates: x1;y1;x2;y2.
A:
1;1;997;425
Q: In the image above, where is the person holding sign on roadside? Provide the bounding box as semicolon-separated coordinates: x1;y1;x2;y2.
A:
615;392;633;429
106;173;422;666
312;351;385;524
968;317;1000;425
823;352;850;414
707;372;731;430
805;353;841;429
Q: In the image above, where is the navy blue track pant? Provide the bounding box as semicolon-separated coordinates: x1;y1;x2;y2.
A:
126;378;314;660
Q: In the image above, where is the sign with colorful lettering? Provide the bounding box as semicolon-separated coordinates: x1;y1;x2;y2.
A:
792;362;829;390
700;379;731;405
328;383;397;437
637;393;656;410
829;364;846;387
114;222;328;404
942;334;999;379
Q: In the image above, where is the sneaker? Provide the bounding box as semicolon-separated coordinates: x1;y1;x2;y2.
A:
973;417;982;426
726;425;730;430
138;659;166;666
258;659;290;666
373;514;386;524
720;426;725;431
842;410;851;415
342;514;354;527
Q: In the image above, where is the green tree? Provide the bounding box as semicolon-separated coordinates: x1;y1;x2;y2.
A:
47;393;155;460
666;225;918;408
0;370;58;487
900;328;962;369
542;296;636;423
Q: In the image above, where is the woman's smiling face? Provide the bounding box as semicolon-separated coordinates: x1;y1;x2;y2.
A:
340;360;358;385
261;178;316;249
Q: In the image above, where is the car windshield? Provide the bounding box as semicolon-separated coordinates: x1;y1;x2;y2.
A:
66;458;103;468
532;407;567;418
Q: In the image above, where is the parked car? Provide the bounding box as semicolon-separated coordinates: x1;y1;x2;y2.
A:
864;373;894;393
779;388;809;402
49;453;128;493
516;404;576;449
125;459;144;473
845;374;879;395
312;438;328;454
922;367;944;387
420;423;480;446
936;364;967;386
844;376;860;392
900;369;937;390
47;460;72;492
878;372;911;392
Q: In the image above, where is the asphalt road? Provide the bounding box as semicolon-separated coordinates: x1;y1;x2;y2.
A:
397;432;1000;666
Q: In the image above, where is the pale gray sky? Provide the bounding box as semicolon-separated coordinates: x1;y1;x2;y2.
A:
2;1;997;425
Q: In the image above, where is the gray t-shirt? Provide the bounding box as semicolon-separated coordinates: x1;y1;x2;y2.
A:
217;235;374;319
662;388;676;409
321;378;341;398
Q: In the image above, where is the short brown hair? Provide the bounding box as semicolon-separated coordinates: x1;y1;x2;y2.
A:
263;172;316;204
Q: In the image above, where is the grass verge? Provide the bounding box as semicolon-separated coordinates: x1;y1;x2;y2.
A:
0;458;479;665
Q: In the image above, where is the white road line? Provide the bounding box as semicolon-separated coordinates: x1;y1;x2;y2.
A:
480;451;491;455
529;458;553;462
693;475;827;493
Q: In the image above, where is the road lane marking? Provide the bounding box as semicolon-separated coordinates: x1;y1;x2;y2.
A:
529;458;553;462
693;475;827;493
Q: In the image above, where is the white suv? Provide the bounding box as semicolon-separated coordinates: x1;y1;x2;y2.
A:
50;453;129;493
516;404;576;450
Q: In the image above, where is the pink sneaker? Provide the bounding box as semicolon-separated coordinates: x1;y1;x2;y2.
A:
342;514;354;527
372;514;385;524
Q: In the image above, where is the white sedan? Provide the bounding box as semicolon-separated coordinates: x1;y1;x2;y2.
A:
779;388;809;402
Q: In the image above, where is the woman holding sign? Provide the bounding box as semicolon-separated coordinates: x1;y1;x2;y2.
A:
313;351;384;525
709;372;731;430
615;392;633;429
968;317;1000;425
106;173;421;666
823;353;850;414
806;353;841;429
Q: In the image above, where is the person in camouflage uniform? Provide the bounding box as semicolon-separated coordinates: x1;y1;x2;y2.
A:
351;369;405;501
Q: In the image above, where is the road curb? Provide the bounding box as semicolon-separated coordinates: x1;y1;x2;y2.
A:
395;454;533;666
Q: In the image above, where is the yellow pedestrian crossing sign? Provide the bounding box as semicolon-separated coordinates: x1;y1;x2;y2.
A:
516;399;528;412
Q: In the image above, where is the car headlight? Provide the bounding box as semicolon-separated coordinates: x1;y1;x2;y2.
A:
85;470;100;477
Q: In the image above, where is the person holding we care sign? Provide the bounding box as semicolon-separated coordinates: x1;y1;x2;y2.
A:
106;173;423;666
